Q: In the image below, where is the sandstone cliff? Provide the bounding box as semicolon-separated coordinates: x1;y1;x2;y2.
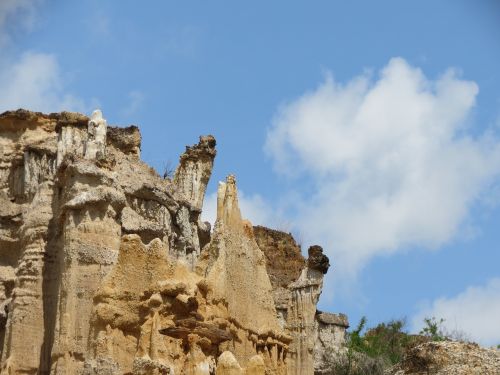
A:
0;109;347;374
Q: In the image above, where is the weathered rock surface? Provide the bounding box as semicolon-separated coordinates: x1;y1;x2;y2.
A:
0;109;347;374
252;222;348;375
313;312;349;375
388;341;500;375
252;226;305;290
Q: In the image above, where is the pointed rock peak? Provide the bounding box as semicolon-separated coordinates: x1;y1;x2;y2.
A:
179;135;216;162
173;135;216;210
90;109;104;122
85;109;107;159
216;174;243;231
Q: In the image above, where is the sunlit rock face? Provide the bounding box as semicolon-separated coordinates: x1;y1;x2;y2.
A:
0;109;347;374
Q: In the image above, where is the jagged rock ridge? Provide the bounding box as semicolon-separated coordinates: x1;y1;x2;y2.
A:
0;109;348;374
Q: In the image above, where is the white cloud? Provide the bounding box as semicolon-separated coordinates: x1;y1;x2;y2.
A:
0;52;85;113
202;189;277;229
0;1;87;113
266;58;500;275
411;278;500;347
0;0;40;45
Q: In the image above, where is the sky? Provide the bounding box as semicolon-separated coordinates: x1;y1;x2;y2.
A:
1;0;499;346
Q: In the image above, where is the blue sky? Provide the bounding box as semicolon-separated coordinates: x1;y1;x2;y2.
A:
1;1;499;346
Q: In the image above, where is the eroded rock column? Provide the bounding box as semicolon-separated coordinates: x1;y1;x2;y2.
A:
199;175;290;373
50;113;125;373
84;110;107;159
173;135;216;211
1;181;55;374
286;246;329;375
171;135;216;268
50;165;124;373
313;312;349;374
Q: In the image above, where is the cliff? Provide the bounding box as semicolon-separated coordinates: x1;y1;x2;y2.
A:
0;109;348;375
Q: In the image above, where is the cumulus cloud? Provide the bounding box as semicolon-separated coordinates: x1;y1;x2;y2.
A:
411;278;500;347
0;1;86;113
202;189;277;228
0;52;84;112
266;58;500;274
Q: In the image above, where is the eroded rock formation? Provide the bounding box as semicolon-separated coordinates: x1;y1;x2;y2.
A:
0;109;347;374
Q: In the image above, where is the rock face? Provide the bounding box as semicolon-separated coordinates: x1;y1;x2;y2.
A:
0;109;347;374
313;312;349;375
252;227;349;375
389;341;500;375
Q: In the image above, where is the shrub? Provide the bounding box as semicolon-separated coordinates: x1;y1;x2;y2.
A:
162;160;175;179
331;351;386;375
419;317;447;341
323;316;471;374
323;316;423;375
363;319;415;364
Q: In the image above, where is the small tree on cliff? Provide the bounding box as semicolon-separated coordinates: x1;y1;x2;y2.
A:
419;317;447;341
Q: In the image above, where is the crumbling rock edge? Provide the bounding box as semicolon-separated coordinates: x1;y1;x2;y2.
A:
387;341;500;375
0;109;348;374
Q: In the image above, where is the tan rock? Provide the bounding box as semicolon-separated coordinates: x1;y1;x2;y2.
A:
0;108;348;375
216;351;243;375
246;355;266;375
174;135;216;211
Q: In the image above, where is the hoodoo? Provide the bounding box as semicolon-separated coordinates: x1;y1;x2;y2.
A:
0;109;348;374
